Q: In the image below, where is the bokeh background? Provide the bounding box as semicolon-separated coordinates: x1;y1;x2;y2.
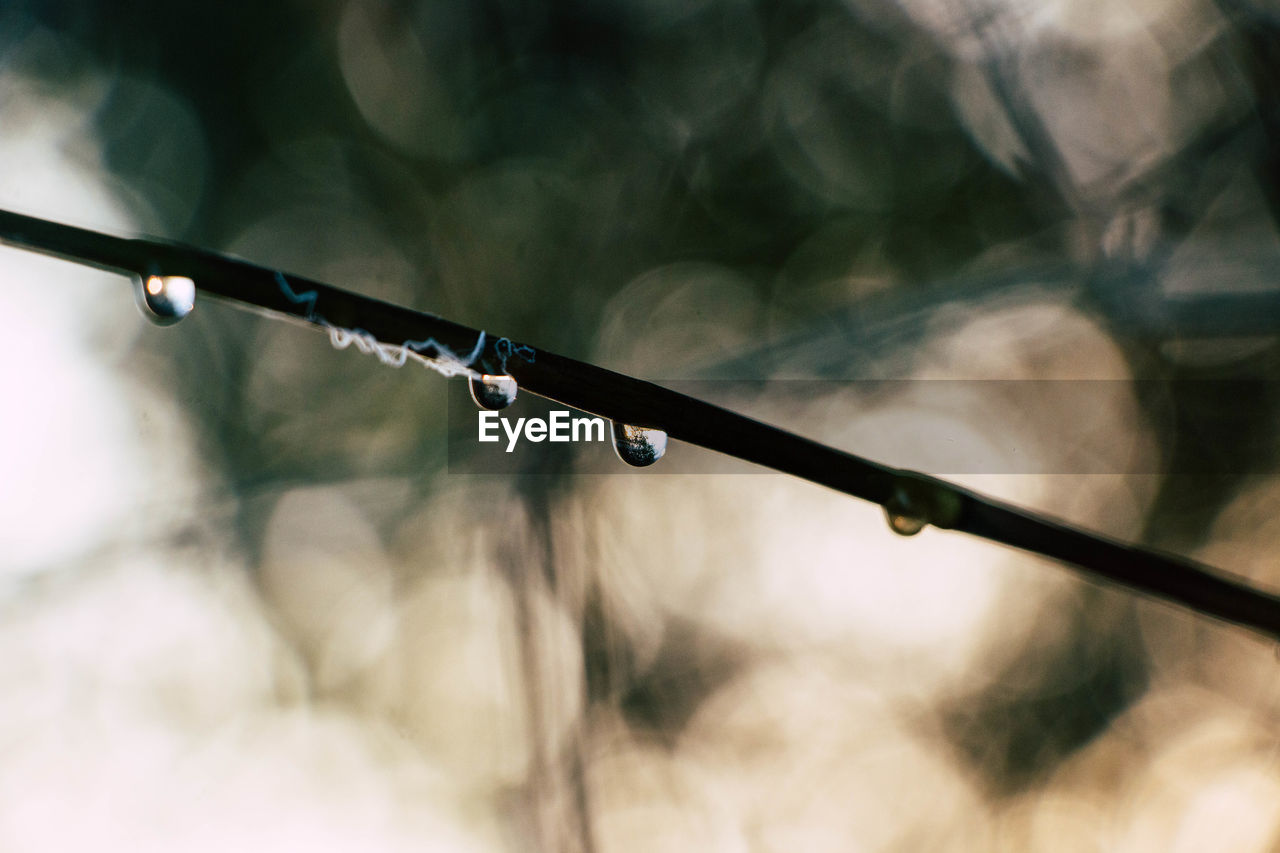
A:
4;0;1280;849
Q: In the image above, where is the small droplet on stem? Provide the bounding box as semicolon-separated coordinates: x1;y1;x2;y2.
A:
469;374;518;410
883;485;928;537
884;508;928;536
135;274;196;325
612;422;667;467
881;472;962;537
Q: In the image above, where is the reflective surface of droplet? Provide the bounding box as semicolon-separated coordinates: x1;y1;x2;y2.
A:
136;274;196;325
884;509;927;537
612;422;667;467
469;374;518;410
883;483;928;537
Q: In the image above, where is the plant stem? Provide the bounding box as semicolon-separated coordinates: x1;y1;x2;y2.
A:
3;207;1278;639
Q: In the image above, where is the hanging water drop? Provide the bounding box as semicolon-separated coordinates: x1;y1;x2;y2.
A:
880;473;952;535
612;422;667;467
469;374;518;410
883;482;929;537
884;508;928;537
136;274;196;325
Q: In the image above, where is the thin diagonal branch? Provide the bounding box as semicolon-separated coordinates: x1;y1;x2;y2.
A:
3;207;1279;640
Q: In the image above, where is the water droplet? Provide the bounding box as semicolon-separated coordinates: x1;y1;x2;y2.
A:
612;422;667;467
469;374;518;410
884;509;927;537
136;275;195;325
883;485;928;537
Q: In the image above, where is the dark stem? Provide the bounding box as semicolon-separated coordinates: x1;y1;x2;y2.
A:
3;207;1279;639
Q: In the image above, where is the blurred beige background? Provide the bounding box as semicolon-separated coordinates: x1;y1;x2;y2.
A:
3;0;1280;849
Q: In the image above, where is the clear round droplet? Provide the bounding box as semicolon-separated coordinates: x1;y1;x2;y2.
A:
136;274;195;325
469;374;518;410
884;509;927;537
612;422;667;467
883;482;929;537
